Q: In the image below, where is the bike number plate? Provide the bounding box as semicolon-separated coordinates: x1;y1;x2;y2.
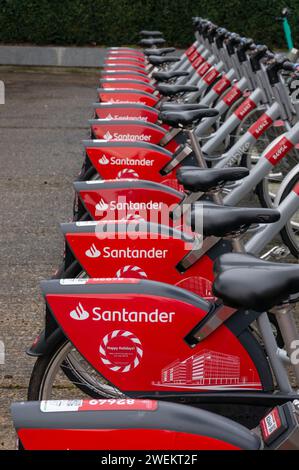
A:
40;399;158;412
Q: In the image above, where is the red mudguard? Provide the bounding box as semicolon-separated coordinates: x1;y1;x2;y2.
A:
100;79;155;94
74;179;183;220
16;428;240;450
106;54;145;63
107;48;145;57
106;56;145;63
97;89;158;107
63;219;195;270
103;65;148;75
101;71;152;82
89;119;180;152
41;278;263;393
61;218;219;299
104;58;146;67
92;103;160;123
83;141;181;185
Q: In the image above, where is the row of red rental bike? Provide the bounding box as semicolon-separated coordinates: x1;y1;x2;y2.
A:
11;19;299;450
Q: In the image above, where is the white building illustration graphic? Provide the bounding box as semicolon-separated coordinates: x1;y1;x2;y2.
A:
161;350;241;386
178;277;215;301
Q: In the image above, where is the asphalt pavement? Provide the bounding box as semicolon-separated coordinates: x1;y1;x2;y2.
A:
0;66;99;449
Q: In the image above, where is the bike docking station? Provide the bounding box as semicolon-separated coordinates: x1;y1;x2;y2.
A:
2;11;299;464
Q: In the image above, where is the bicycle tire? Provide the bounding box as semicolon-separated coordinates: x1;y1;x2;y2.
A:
278;170;299;258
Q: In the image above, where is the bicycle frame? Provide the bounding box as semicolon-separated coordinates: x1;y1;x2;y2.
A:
175;120;299;212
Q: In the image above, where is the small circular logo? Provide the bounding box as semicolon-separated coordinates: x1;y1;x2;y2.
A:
115;265;147;279
117;168;139;179
99;330;143;373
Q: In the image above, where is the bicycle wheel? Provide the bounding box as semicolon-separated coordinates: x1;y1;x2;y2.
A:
278;168;299;258
28;338;124;400
234;109;279;166
227;107;268;160
256;148;299;208
234;115;298;207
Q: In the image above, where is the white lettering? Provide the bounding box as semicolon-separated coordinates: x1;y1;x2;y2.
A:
113;132;151;142
271;143;288;160
109;200;162;210
111;156;154;166
102;246;168;259
92;307;175;323
105;114;148;122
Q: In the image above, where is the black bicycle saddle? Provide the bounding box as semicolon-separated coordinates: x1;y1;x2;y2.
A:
160;103;209;112
156;84;198;97
177;167;249;192
213;252;293;275
152;70;189;81
140;38;166;47
213;254;299;311
191;202;280;236
148;55;180;66
159;108;218;127
144;47;176;56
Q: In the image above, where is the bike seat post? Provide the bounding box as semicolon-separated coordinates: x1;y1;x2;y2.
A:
147;63;155;75
231;236;246;253
271;303;299;388
222;230;246;253
156;95;168;109
187;128;207;168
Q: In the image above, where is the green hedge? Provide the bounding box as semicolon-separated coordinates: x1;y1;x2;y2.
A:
0;0;298;48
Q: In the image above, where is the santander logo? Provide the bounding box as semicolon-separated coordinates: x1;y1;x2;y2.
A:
104;131;113;141
70;303;90;321
104;113;148;122
85;243;101;258
98;155;110;165
103;131;151;142
95;198;109;212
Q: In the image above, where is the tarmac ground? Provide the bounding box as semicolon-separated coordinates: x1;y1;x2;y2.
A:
0;66;99;449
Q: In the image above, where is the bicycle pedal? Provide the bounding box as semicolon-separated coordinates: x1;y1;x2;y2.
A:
261;245;291;261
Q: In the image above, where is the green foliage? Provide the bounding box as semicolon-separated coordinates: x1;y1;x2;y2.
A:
0;0;297;48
